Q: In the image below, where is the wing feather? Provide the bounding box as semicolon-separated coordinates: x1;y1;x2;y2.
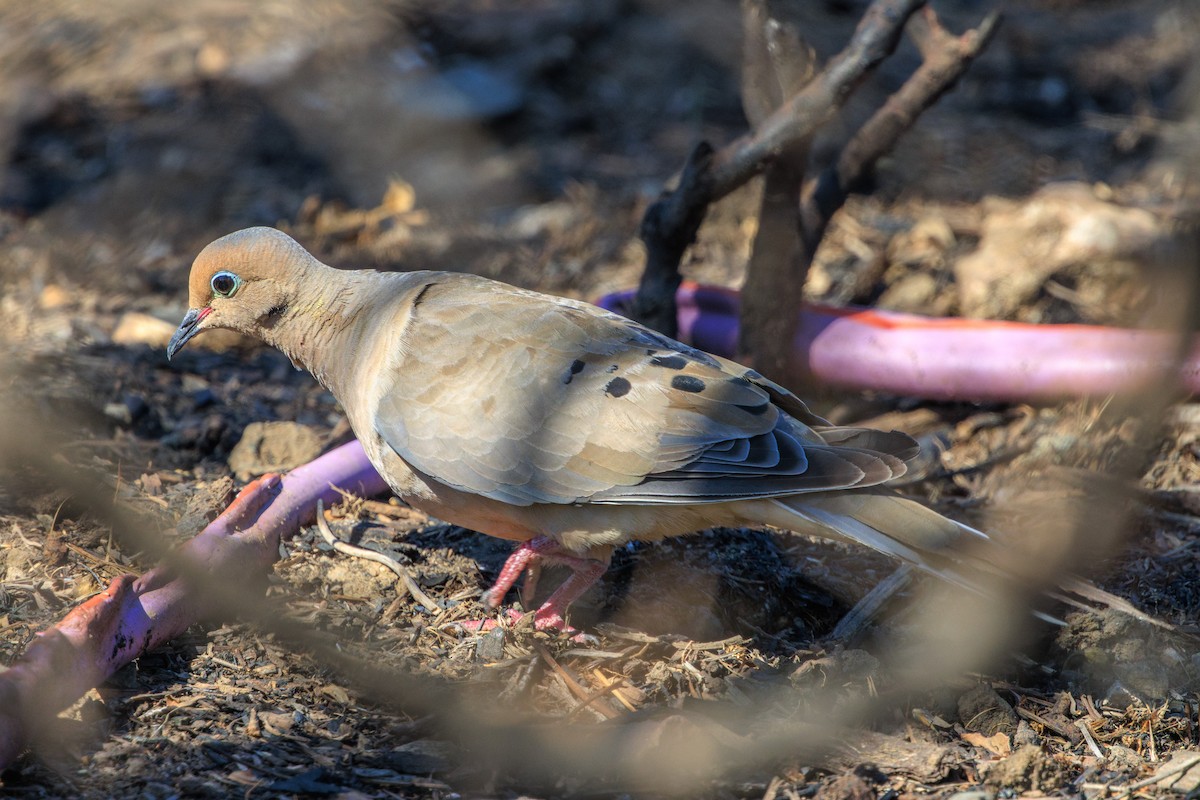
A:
372;275;916;506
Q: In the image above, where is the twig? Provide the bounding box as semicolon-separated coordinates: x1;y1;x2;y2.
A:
1076;719;1105;759
565;674;630;720
314;498;442;612
709;0;926;196
800;8;1001;246
829;564;913;642
536;643;620;720
754;5;1000;384
592;667;638;713
631;142;714;337
1112;753;1200;798
1015;706;1080;742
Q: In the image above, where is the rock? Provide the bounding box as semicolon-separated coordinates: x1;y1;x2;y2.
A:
475;627;506;662
958;684;1018;736
945;790;994;800
38;283;70;309
104;401;133;425
1104;680;1145;708
954;182;1163;319
228;421;323;480
984;744;1064;793
111;311;177;347
377;739;456;775
1105;744;1142;773
1151;750;1200;794
1012;721;1039;747
818;772;875;800
877;271;938;313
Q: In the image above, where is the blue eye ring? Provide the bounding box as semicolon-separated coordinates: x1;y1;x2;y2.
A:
210;270;241;298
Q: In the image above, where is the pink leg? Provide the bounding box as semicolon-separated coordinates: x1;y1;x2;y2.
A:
528;557;609;631
481;539;541;609
476;535;611;632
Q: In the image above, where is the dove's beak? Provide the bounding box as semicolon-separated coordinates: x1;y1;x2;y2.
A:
167;307;211;360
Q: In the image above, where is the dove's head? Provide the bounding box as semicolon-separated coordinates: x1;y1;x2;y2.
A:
168;227;315;359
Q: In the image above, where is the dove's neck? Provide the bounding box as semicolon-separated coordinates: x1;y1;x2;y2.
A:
262;264;410;400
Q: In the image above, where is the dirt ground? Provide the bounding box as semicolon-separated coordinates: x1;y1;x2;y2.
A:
1;1;1199;797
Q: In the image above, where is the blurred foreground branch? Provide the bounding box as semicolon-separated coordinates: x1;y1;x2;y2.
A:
0;440;387;768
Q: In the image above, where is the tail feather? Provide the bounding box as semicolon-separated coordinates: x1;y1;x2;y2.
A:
812;427;922;463
767;491;989;591
764;491;1170;629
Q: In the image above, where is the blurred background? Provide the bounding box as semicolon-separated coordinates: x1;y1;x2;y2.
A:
2;1;1199;797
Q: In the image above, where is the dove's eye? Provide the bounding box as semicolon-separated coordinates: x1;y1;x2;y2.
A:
210;271;241;298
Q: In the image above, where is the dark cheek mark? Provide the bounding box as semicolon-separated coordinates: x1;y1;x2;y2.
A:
605;377;632;397
260;303;288;328
671;375;706;393
650;354;687;370
563;358;586;385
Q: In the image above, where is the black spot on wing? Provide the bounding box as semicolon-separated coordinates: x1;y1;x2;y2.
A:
671;375;706;393
651;354;688;370
605;377;632;397
563;359;586;385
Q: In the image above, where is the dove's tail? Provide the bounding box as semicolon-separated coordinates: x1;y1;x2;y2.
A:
759;490;990;591
758;489;1169;628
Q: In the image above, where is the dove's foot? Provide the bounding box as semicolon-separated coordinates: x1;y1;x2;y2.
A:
450;607;596;644
482;535;608;611
459;540;609;641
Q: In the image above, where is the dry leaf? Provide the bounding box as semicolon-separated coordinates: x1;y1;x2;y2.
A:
320;683;351;704
962;731;1012;757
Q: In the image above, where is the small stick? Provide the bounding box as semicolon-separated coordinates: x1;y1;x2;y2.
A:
1112;753;1200;798
314;498;442;613
829;564;913;641
1076;719;1105;760
536;643;619;720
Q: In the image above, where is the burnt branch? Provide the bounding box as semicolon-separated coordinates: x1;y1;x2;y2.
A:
744;5;999;385
632;0;926;333
710;0;926;197
738;0;815;381
630;142;714;336
801;7;1001;246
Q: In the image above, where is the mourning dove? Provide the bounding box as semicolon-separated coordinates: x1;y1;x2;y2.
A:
169;227;984;631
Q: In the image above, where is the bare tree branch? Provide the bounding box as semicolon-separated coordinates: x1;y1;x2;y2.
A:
800;8;1001;246
631;0;927;334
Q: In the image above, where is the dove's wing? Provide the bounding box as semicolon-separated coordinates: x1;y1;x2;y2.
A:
372;274;916;507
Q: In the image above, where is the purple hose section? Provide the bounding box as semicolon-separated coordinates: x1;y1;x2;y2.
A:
0;440;385;767
598;284;1200;401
